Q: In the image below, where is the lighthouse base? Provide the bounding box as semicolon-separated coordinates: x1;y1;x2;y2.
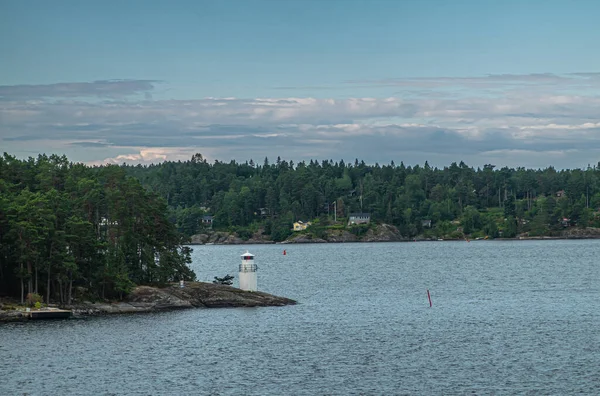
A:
239;272;257;291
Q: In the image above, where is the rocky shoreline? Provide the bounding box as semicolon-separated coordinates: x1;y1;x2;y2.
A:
189;225;600;245
0;282;296;323
190;223;409;245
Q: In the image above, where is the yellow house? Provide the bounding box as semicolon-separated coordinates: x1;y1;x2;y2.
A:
293;221;311;231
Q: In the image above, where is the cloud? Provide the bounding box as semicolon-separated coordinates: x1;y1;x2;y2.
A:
1;73;600;169
344;73;600;91
0;80;159;99
87;147;200;166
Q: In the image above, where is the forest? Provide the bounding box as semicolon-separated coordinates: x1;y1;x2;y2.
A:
125;153;600;242
0;154;196;304
3;152;600;303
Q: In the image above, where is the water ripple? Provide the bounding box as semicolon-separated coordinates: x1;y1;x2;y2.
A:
1;240;600;395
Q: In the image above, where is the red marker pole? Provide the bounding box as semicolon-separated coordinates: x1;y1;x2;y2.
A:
427;289;432;307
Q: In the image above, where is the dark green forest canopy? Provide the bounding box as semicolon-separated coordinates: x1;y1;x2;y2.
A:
3;152;600;302
0;153;195;303
123;154;600;241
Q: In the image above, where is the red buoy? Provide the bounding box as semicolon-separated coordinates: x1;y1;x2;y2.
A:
283;249;286;255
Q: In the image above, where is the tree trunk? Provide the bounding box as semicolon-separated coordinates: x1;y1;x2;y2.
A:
35;264;38;294
46;266;51;305
58;279;63;304
68;272;73;305
27;260;32;296
20;262;24;304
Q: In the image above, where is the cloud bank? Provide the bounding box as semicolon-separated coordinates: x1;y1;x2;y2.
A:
0;80;159;100
1;74;600;169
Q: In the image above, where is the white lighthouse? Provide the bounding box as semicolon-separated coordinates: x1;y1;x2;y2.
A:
239;251;257;291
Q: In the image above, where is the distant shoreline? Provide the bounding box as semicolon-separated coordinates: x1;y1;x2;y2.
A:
189;224;600;246
187;234;600;245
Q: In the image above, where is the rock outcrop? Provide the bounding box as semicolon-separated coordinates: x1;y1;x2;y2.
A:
190;224;405;245
561;227;600;238
68;282;296;317
325;230;359;243
282;234;327;244
190;230;274;245
190;232;244;245
1;282;296;322
0;310;27;322
361;224;404;242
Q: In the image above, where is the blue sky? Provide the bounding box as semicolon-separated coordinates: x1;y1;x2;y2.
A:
2;0;600;168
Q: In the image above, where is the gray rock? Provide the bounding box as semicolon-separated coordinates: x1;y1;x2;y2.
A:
66;282;295;317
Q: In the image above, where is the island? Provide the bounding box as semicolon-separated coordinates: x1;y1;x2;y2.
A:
3;152;600;322
0;282;296;322
0;154;296;323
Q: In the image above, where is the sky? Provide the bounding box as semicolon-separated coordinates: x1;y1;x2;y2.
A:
2;0;600;169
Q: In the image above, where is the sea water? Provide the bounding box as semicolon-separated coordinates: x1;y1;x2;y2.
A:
1;240;599;395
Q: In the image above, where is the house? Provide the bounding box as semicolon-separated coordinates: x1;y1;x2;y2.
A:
556;190;566;199
348;213;370;225
258;207;270;217
100;217;119;227
293;221;311;231
560;217;571;227
201;215;214;228
422;219;432;228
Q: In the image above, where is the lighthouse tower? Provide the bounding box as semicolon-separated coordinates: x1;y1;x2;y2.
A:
239;251;257;291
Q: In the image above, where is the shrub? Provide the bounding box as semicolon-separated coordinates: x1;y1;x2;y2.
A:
348;224;369;236
236;228;253;241
213;274;234;285
26;293;43;307
34;301;42;310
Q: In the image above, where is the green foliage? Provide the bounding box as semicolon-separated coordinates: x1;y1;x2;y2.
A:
0;154;195;303
308;225;329;240
34;301;42;310
503;216;519;238
26;293;43;306
3;151;599;300
232;227;253;241
213;274;234;285
348;224;370;236
120;155;600;241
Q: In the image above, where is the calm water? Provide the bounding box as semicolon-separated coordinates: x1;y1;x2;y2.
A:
2;240;600;395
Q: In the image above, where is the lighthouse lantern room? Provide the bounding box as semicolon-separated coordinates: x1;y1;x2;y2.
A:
239;251;257;291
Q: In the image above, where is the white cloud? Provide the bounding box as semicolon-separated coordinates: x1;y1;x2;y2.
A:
86;147;211;166
1;73;600;168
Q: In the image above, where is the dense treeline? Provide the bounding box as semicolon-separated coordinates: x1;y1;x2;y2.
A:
0;154;195;303
125;154;600;241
